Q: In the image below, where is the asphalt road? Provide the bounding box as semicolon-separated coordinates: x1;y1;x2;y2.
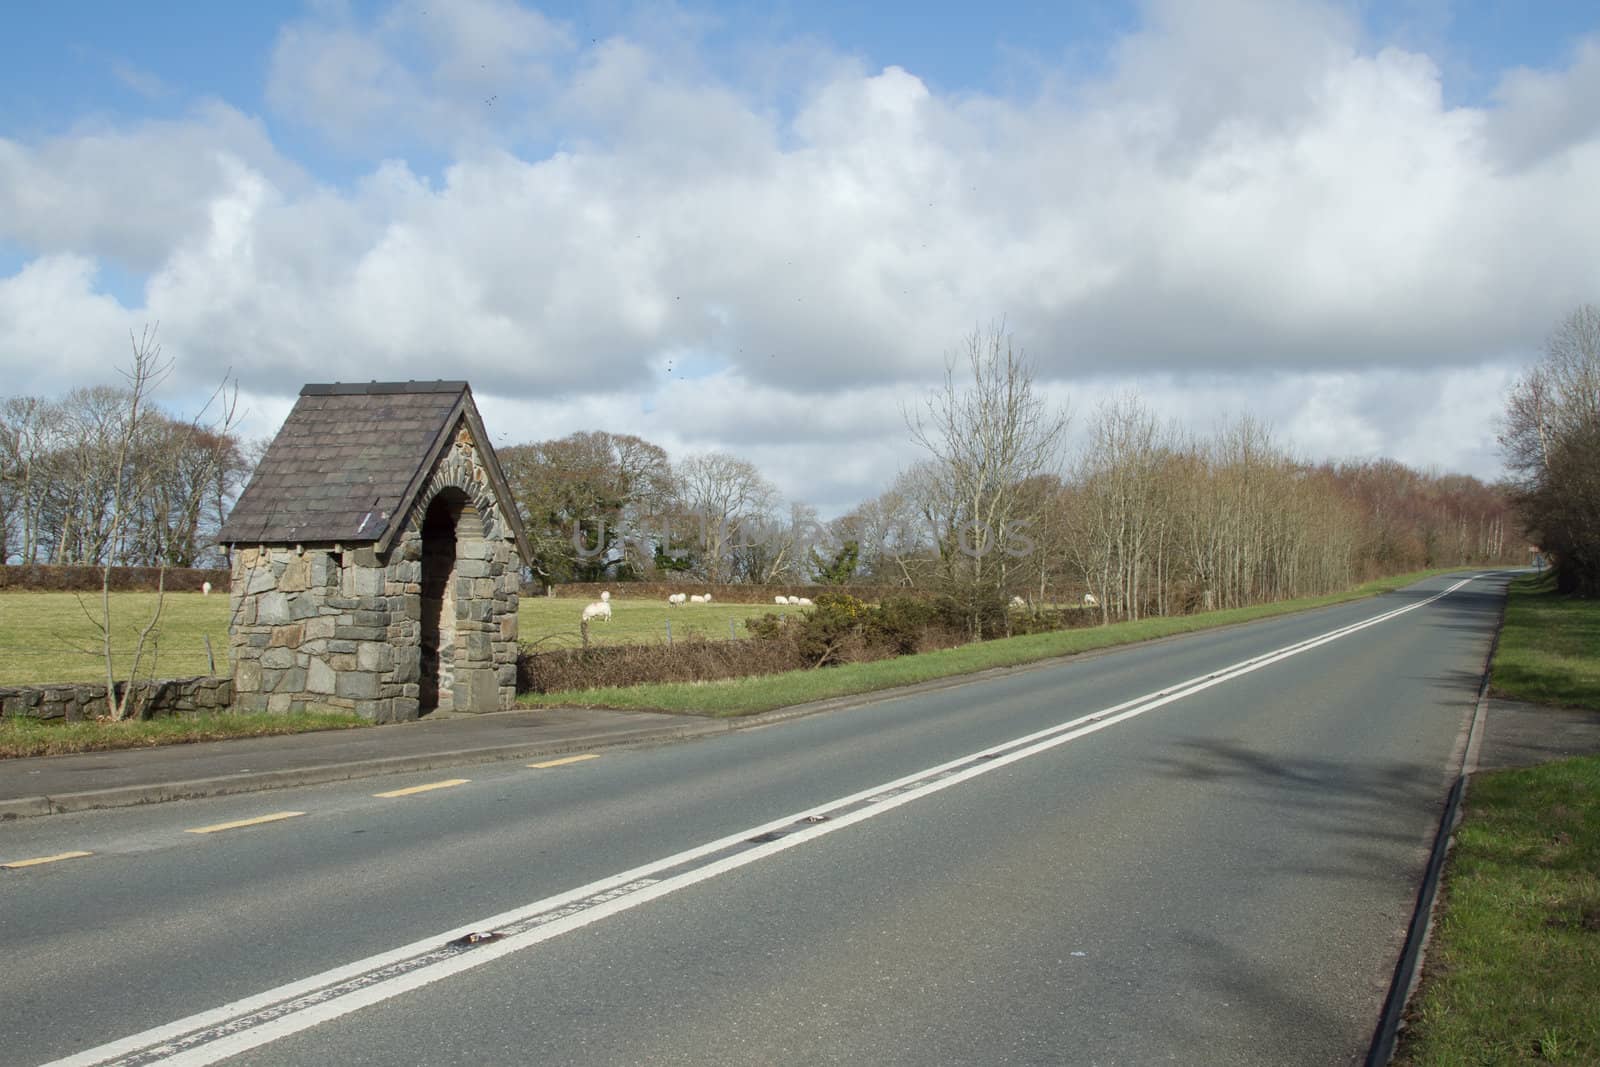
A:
0;572;1508;1066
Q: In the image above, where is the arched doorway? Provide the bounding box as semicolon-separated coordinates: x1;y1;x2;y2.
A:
418;489;483;714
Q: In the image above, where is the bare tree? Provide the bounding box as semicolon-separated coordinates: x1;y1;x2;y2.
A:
906;323;1069;637
1502;304;1600;594
673;451;780;583
84;325;238;720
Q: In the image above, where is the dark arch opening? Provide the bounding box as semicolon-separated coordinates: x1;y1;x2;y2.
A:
419;489;469;715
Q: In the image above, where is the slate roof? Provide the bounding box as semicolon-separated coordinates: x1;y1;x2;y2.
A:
218;381;529;561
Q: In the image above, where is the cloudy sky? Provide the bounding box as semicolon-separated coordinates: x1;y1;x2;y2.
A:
4;0;1599;514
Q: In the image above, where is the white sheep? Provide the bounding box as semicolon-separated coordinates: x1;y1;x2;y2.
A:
774;595;788;605
201;580;212;596
1009;595;1026;609
797;597;813;606
689;594;707;604
1082;592;1099;608
581;599;613;623
667;592;687;605
786;595;801;605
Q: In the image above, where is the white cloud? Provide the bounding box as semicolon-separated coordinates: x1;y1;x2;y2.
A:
267;0;571;152
1486;36;1600;168
0;104;296;272
5;0;1600;512
0;256;140;392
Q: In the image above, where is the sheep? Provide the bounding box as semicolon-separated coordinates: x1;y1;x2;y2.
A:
201;580;212;596
774;595;788;605
581;599;612;623
667;592;687;605
689;594;707;604
1009;595;1026;609
600;591;611;602
786;595;801;605
796;597;813;606
1082;592;1099;608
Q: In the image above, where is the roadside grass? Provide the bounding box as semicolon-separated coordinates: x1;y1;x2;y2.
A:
0;593;798;685
1397;571;1600;1063
520;567;1467;716
1396;755;1600;1064
1490;572;1600;711
0;710;371;758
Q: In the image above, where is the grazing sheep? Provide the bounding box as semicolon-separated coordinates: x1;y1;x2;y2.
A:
581;599;612;623
667;592;687;605
786;595;801;605
1009;595;1026;609
797;597;813;606
774;595;788;605
1082;592;1099;608
201;580;212;596
689;594;707;604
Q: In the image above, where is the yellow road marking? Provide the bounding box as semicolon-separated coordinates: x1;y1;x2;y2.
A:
373;778;471;798
2;850;93;869
185;811;306;834
528;753;600;769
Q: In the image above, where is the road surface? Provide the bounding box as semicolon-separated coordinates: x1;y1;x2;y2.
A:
0;572;1507;1065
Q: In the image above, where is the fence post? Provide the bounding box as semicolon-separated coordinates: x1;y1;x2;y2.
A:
204;635;216;675
666;619;672;647
580;618;590;650
729;618;736;639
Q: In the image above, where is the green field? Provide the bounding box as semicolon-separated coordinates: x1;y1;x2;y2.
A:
517;595;806;652
0;591;805;685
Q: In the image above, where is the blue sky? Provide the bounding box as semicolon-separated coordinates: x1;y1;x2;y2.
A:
4;1;1600;511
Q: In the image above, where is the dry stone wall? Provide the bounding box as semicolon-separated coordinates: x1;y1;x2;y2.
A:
0;676;232;721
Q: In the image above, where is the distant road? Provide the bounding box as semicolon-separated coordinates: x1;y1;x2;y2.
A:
3;572;1509;1065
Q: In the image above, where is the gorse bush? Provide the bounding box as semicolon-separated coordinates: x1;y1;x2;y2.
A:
745;592;966;667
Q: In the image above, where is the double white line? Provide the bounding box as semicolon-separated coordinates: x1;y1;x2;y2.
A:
48;575;1485;1067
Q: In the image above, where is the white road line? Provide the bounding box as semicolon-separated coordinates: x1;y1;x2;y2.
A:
45;574;1487;1067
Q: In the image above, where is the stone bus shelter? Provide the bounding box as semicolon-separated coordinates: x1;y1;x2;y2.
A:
218;381;530;721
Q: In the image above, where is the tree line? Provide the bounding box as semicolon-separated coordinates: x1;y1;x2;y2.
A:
0;386;249;569
496;326;1521;636
3;326;1527;620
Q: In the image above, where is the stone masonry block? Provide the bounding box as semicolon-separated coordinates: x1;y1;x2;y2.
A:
357;642;393;672
308;658;336;694
256;592;290;626
278;558;313;592
260;647;295;670
269;624;305;649
236;660;263;694
336;671;380;700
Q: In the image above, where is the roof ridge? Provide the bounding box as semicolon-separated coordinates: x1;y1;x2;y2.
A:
300;381;468;396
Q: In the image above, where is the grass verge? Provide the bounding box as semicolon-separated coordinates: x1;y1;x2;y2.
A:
520;567;1466;716
1490;572;1600;710
1396;755;1600;1064
0;711;371;758
1396;569;1600;1063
